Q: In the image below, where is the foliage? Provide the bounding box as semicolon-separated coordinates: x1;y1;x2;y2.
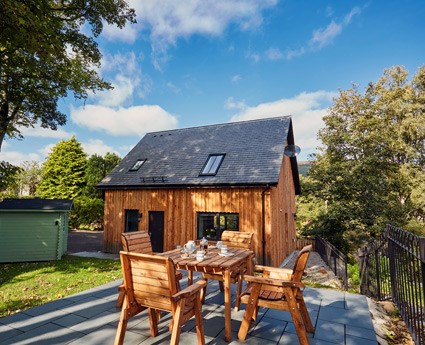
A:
36;137;87;199
15;161;42;196
69;196;104;230
0;161;21;196
347;263;360;289
0;0;136;150
296;175;326;236
0;256;121;317
305;65;425;252
84;152;121;198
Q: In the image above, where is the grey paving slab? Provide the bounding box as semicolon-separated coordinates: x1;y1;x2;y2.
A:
0;279;379;345
0;322;85;345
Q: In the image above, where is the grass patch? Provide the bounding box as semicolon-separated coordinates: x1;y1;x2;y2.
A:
0;255;122;318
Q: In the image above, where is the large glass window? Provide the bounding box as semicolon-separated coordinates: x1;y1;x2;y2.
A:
197;212;239;240
124;209;139;232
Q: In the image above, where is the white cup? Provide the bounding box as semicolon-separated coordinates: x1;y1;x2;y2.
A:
220;245;228;255
216;241;223;248
196;250;205;262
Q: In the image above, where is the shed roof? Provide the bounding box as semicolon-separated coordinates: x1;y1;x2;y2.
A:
0;198;73;211
98;116;300;193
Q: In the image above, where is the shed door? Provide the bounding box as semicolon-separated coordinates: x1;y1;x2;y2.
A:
148;211;164;252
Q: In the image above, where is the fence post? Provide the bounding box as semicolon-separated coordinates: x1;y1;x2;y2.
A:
420;237;425;330
358;246;368;295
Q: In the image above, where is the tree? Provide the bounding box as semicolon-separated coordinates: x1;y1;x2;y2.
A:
16;161;42;196
84;152;121;198
37;136;87;199
0;160;21;196
307;65;425;251
0;0;136;150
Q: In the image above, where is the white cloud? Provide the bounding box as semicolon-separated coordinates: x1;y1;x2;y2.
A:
19;125;74;139
81;139;120;157
93;52;152;106
0;150;42;166
229;91;337;157
252;6;362;62
265;47;284;60
71;104;178;136
311;21;342;49
103;0;278;69
224;97;247;111
231;74;242;83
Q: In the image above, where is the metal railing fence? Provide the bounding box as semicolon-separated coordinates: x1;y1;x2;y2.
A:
359;225;425;345
315;236;348;289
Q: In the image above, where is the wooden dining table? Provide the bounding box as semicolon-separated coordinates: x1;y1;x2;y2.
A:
160;246;254;341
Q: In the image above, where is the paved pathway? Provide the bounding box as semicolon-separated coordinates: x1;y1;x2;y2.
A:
0;271;378;345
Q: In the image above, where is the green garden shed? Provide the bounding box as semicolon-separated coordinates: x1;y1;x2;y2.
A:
0;198;73;263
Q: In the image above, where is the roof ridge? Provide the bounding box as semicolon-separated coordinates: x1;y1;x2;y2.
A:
146;115;291;135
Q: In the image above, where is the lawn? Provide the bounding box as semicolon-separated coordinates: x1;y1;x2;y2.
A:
0;255;122;317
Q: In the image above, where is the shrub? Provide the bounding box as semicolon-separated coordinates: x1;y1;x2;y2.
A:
69;196;104;230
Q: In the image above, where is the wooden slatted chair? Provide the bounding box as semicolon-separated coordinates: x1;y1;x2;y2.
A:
202;231;254;310
114;252;206;345
237;245;314;345
116;231;182;308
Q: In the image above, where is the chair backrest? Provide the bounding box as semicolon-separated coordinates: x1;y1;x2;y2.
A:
221;231;253;250
120;251;178;311
121;231;153;254
291;245;312;282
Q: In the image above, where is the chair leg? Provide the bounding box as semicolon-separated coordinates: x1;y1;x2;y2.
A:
234;277;243;311
285;289;310;345
170;301;184;345
114;298;129;345
201;278;208;303
194;293;206;345
238;283;262;341
148;308;159;337
116;284;125;308
218;280;224;292
298;297;314;333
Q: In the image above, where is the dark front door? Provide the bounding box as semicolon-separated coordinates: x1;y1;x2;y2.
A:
148;211;164;252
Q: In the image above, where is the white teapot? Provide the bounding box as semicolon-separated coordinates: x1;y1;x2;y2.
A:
184;240;196;253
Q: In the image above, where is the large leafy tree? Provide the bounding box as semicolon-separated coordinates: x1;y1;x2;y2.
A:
0;0;136;150
307;65;425;251
37;136;87;199
84;152;121;198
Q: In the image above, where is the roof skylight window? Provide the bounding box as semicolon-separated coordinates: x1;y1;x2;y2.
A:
200;154;225;176
129;159;146;171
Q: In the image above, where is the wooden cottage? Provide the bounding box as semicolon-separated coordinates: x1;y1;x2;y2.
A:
98;116;301;266
0;198;73;263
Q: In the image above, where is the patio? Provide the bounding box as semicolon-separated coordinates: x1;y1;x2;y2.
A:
0;271;377;345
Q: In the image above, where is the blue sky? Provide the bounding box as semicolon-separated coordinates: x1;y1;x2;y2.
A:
2;0;425;165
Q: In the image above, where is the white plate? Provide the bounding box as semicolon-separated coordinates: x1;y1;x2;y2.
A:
218;252;234;257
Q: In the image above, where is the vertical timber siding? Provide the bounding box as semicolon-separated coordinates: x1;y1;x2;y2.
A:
103;158;297;265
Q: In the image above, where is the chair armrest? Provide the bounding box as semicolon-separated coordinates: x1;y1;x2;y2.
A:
243;275;304;289
172;280;207;302
254;265;293;280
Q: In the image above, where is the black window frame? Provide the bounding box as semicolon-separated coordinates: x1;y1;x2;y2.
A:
129;159;146;171
124;209;139;232
199;154;225;176
196;212;239;240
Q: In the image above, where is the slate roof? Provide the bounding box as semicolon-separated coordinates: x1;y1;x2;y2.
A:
98;116;300;192
0;198;73;211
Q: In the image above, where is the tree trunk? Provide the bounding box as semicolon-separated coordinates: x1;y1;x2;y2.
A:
0;101;9;152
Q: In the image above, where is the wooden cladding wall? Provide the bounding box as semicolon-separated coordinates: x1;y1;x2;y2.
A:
103;187;264;256
103;167;297;266
269;155;297;266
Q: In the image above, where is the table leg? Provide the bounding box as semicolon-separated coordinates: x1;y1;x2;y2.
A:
187;270;193;285
224;269;231;341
